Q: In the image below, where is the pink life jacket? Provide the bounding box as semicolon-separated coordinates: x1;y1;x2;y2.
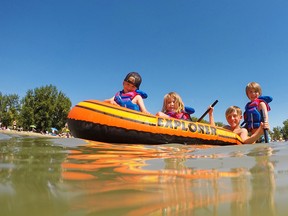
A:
165;111;191;121
114;90;147;111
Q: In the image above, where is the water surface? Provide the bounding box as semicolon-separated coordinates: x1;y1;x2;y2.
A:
1;133;288;216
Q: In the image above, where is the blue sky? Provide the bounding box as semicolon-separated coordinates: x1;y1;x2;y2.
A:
1;0;287;129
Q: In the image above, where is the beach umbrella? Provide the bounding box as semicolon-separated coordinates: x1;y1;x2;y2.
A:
30;125;36;128
51;127;58;131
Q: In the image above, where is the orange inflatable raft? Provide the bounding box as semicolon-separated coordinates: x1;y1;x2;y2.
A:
67;100;243;145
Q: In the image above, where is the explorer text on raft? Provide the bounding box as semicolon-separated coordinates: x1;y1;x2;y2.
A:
157;118;217;135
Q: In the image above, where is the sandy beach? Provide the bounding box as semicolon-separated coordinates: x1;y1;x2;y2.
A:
0;129;64;138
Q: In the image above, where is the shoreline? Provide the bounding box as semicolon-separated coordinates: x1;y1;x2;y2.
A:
0;129;63;138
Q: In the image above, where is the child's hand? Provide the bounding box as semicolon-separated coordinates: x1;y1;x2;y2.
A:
261;121;270;130
143;111;151;115
208;106;214;115
104;98;120;106
111;101;120;106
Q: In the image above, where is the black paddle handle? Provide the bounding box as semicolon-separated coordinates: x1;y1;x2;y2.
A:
260;110;269;143
197;100;218;122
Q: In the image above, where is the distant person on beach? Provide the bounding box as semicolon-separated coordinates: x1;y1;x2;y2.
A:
156;92;195;120
209;106;269;144
242;81;272;142
60;123;71;138
104;72;149;114
13;120;17;130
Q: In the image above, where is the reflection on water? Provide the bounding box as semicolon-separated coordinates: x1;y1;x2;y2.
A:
1;135;288;216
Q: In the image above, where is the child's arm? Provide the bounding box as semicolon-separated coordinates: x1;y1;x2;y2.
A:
240;127;263;144
134;95;150;114
242;122;269;144
104;96;119;106
259;101;269;123
239;128;250;143
208;106;215;126
156;111;170;118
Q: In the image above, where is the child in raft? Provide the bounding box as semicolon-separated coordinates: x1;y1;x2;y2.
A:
242;81;272;142
156;92;195;120
104;72;150;114
209;106;269;144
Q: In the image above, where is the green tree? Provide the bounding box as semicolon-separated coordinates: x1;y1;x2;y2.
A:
282;120;288;140
272;126;282;141
0;92;21;128
192;115;224;127
18;90;35;130
20;85;71;132
52;91;72;130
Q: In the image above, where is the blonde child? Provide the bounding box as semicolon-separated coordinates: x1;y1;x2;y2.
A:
210;106;269;144
156;92;194;120
243;82;272;138
104;72;149;114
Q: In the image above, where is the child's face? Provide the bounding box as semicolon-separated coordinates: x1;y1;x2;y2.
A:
123;81;137;93
226;110;242;128
166;97;178;112
247;88;260;101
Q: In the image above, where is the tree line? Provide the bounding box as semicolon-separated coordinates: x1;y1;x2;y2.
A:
0;84;287;141
0;85;71;133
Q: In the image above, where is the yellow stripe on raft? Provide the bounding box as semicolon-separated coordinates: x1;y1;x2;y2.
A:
78;101;158;125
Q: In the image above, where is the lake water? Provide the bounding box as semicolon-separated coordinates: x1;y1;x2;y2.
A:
1;133;288;216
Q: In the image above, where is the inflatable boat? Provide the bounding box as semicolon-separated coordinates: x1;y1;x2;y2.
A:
67;100;243;145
